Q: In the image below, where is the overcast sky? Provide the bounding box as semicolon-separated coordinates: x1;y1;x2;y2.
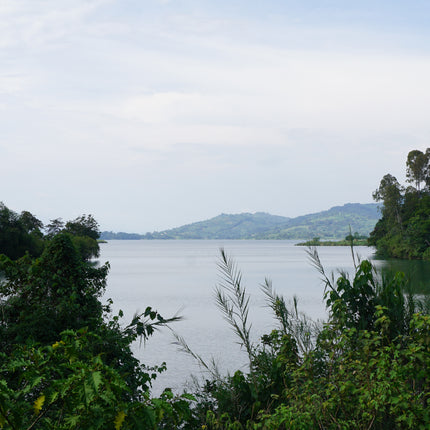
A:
1;0;430;232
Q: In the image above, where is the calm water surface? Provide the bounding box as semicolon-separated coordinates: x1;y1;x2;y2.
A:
97;240;428;394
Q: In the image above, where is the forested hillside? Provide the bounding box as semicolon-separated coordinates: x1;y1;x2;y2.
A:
102;203;380;240
141;212;290;239
257;203;379;240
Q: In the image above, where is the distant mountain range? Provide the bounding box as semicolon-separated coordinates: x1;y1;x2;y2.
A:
100;203;381;241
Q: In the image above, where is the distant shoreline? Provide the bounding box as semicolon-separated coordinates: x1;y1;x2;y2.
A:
295;239;368;247
100;203;380;241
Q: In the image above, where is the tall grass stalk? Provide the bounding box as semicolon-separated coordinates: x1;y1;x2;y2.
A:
261;279;318;355
214;248;253;367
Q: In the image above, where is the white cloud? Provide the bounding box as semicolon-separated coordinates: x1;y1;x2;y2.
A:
118;92;202;124
92;47;430;153
1;1;430;230
0;75;28;95
0;1;109;48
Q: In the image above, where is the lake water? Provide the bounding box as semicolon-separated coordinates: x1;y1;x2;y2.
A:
98;240;429;394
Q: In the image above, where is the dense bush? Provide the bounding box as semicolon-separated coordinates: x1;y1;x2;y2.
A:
0;227;196;429
191;249;430;429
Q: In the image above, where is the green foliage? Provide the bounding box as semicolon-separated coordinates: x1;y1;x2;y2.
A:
45;218;65;237
0;204;102;262
63;215;101;260
2;200;430;429
195;250;430;430
252;312;430;430
406;149;429;191
370;149;430;260
345;231;367;241
64;215;100;240
0;216;196;428
0;203;44;260
215;249;253;362
0;329;128;429
71;235;101;260
0;329;196;429
0;233;108;351
297;232;368;246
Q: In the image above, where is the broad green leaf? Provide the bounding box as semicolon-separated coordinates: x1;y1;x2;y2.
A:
89;371;102;393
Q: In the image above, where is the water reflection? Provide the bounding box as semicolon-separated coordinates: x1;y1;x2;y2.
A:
375;258;430;295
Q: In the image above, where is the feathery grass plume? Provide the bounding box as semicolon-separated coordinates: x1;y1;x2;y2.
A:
170;249;254;388
215;248;253;366
306;246;337;297
261;279;318;355
260;277;290;334
171;331;211;373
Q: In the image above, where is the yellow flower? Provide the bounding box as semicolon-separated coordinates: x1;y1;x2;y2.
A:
114;410;126;430
52;340;65;349
34;395;45;415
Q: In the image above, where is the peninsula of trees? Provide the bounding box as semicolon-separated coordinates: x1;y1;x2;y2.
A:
369;148;430;260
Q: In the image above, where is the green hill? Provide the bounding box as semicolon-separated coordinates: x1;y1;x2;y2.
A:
257;203;381;240
101;203;381;240
140;212;290;239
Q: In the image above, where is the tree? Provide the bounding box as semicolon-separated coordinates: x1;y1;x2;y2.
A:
19;211;43;236
370;150;430;259
0;229;195;428
0;231;185;403
406;149;428;192
0;233;108;351
0;203;24;259
425;148;430;190
64;215;101;260
0;203;44;259
1;205;103;262
372;174;404;228
45;218;65;238
45;215;101;260
65;215;100;240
